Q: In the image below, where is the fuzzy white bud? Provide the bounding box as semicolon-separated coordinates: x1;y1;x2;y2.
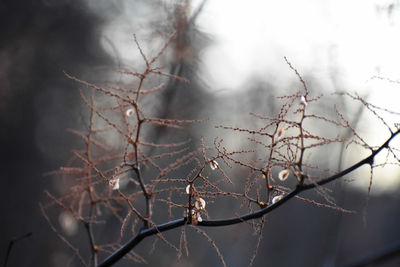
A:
278;169;290;181
195;198;206;210
300;96;307;106
209;160;219;170
126;108;134;117
109;178;120;190
272;195;283;204
185;185;191;194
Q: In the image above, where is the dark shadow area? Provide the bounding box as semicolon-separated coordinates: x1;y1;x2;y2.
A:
0;1;113;265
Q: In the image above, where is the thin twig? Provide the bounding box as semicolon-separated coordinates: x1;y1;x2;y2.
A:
3;232;32;267
97;129;400;267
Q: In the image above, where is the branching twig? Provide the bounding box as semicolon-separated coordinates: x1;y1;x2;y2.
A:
97;129;400;267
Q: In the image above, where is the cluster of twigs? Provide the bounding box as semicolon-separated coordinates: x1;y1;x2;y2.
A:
42;31;400;267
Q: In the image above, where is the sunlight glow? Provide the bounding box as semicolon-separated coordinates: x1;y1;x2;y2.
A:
98;0;400;193
197;0;400;193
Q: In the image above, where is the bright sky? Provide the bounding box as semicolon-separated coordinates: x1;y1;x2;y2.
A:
100;0;400;193
198;0;400;91
197;0;400;194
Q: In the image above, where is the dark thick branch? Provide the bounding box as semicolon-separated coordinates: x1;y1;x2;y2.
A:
98;219;187;267
98;129;400;267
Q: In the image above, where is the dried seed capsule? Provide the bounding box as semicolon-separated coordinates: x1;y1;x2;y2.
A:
109;178;120;190
278;169;290;181
209;160;219;170
126;108;134;117
272;195;283;204
195;198;206;210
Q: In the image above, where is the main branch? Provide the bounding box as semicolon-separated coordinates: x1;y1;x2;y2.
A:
98;129;400;267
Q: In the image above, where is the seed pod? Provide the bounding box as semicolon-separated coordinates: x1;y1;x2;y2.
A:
109;178;120;190
195;198;206;210
209;160;219;170
272;195;283;204
126;108;135;117
278;169;290;181
185;185;191;194
300;96;307;106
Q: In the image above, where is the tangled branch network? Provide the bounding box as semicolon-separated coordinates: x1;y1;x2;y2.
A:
42;31;400;267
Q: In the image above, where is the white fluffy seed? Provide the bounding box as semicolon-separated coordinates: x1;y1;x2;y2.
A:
300;96;307;106
185;185;191;194
109;178;120;190
126;108;134;117
209;160;219;170
195;198;206;210
272;195;283;204
278;169;290;181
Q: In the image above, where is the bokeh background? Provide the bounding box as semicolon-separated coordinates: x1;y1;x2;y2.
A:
1;0;400;266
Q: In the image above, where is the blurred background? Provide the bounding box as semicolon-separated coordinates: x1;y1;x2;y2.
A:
1;0;400;266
